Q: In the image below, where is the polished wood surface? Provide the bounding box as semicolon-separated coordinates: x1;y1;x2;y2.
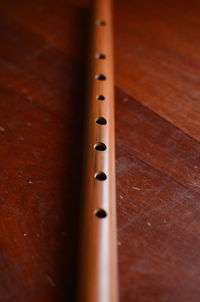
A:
79;0;118;301
0;0;200;301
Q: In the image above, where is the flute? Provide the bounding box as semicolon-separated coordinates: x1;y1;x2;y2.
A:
79;0;118;301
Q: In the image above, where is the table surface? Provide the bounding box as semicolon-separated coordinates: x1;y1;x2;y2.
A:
0;0;200;301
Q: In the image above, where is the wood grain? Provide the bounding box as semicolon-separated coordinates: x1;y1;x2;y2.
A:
115;0;200;141
0;0;199;301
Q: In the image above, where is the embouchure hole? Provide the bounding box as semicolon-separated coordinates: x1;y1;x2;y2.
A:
95;74;106;81
94;208;107;218
94;142;107;151
96;95;105;100
94;171;107;181
96;20;106;26
96;117;107;125
96;54;106;59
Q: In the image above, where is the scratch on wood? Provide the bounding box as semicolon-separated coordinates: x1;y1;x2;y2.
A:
46;275;56;287
0;126;5;132
132;186;141;191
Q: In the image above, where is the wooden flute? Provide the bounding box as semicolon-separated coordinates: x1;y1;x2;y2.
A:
79;0;118;301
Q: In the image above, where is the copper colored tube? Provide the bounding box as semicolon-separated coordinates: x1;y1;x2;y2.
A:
78;0;118;301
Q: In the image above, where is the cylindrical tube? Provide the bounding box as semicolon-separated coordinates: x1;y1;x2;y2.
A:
79;0;118;301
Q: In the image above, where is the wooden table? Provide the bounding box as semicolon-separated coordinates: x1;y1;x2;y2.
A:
0;0;200;301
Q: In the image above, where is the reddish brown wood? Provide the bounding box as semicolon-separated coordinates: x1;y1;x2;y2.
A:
114;0;200;141
0;0;199;301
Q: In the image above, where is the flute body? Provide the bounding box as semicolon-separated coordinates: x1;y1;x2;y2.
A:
79;0;118;301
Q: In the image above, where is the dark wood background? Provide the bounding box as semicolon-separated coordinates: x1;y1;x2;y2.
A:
0;0;200;301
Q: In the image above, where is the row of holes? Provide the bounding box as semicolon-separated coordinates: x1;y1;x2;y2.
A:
94;19;108;219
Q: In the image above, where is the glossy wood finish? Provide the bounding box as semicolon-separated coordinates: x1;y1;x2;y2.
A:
79;0;118;301
0;0;200;301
